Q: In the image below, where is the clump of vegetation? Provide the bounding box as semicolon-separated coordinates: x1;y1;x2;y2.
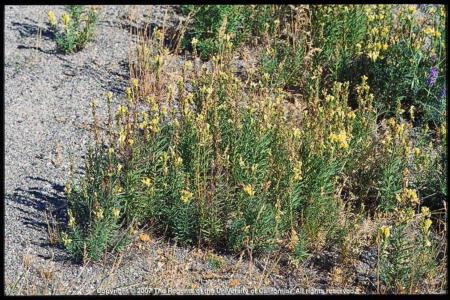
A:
180;5;287;60
377;206;440;293
310;5;446;126
60;4;446;294
47;5;98;54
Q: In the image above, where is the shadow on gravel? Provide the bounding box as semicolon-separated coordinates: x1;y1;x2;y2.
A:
16;44;56;55
11;21;54;40
5;176;77;261
7;176;68;229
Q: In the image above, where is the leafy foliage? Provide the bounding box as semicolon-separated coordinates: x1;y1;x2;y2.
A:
47;5;98;54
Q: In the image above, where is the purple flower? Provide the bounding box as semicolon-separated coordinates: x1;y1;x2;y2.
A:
427;66;438;87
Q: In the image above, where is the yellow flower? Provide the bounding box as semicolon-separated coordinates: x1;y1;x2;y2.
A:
112;208;120;219
150;116;159;126
397;188;419;205
293;128;301;139
368;51;379;62
395;123;405;137
94;208;104;220
408;5;416;14
347;111;356;120
382;43;388;51
61;13;70;27
191;37;198;47
440;124;446;139
141;177;152;188
113;184;123;195
402;207;415;223
131;78;139;89
184;61;193;70
117;163;123;173
421;206;430;218
61;232;72;246
47;11;57;26
118;130;126;146
413;147;421;157
243;184;255;197
409;105;415;120
379;225;390;240
125;87;132;99
339;141;349;150
325;95;335;102
180;189;193;204
375;42;382;51
68;210;76;228
64;184;72;196
423;218;432;233
139;120;147;130
174;156;183;168
293;162;303;181
406;188;419;205
329;130;350;150
117;105;127;116
239;156;246;168
424;27;435;37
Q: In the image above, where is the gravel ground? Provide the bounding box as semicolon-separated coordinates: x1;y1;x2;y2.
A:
4;5;378;295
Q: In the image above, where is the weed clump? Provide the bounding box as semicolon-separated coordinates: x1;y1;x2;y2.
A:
47;5;98;54
60;4;446;294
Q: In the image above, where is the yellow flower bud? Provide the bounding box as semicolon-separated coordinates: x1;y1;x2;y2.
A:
48;11;57;26
68;210;76;228
61;13;70;27
243;184;255;197
423;218;432;233
180;189;193;204
94;208;104;220
191;37;198;47
61;232;72;246
421;206;430;218
131;78;139;89
141;177;152;188
112;207;120;219
379;226;390;240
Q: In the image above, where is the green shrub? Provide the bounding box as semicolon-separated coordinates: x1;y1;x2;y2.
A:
311;5;368;84
378;208;438;293
47;5;98;54
61;37;377;262
181;5;282;59
58;6;446;293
